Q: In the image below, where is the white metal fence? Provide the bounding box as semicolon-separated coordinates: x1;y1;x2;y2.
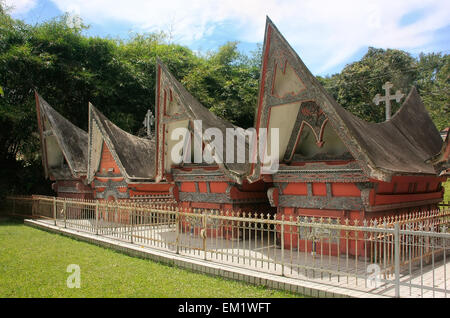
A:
2;195;450;298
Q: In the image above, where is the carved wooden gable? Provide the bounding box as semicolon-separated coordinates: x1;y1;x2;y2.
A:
155;62;191;182
87;103;128;185
41;116;66;173
155;60;252;184
249;18;354;183
88;102;156;184
250;18;444;183
35;92;88;180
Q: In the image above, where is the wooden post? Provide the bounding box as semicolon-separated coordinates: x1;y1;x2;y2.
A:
202;212;207;260
281;215;285;276
105;203;109;234
130;204;134;243
95;201;99;235
63;199;67;228
394;222;400;298
31;197;35;218
53;197;56;226
176;206;180;254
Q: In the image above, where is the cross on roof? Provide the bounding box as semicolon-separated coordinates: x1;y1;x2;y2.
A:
373;81;404;121
143;109;155;137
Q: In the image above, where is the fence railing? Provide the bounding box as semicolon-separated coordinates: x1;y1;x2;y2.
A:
3;195;450;298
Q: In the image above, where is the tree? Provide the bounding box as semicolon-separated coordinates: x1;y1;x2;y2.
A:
415;53;449;131
0;8;201;196
333;47;418;123
320;48;449;129
0;4;447;197
183;42;261;129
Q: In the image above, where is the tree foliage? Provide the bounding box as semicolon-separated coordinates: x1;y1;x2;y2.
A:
183;42;261;129
320;47;449;128
0;6;448;196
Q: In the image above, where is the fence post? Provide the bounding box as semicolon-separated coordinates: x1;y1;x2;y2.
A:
95;201;99;235
53;197;56;226
105;203;109;228
281;214;285;276
30;197;34;218
202;212;207;260
130;204;134;243
63;199;67;228
176;207;180;254
12;197;16;216
394;222;400;298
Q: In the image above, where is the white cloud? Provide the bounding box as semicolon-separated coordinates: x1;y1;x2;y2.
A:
48;0;450;74
4;0;37;14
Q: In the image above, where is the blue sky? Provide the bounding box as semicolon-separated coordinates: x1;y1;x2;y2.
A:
5;0;450;76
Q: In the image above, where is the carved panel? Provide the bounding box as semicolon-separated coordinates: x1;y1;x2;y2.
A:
93;179;128;189
279;195;363;210
273;161;367;183
178;192;267;204
96;188;130;200
284;101;328;162
172;168;229;182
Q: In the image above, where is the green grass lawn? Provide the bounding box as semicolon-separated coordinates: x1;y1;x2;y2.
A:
0;218;303;298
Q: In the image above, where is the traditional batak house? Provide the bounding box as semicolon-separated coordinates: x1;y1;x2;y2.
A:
248;18;448;253
35;92;93;199
154;60;271;216
35;18;448;251
86;103;176;203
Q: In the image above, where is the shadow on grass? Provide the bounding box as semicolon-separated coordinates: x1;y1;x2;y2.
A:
0;216;23;226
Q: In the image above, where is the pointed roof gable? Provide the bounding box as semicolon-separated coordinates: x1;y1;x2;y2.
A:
35;92;88;179
426;132;450;176
155;60;251;184
248;17;443;182
87;103;156;184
